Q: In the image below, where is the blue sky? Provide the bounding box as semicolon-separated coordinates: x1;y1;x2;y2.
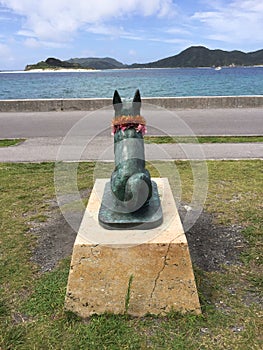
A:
0;0;263;70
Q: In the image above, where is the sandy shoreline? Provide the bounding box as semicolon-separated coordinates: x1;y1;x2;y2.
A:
0;68;100;73
1;65;263;74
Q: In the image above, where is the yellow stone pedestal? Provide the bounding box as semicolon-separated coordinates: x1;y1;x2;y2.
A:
65;178;201;317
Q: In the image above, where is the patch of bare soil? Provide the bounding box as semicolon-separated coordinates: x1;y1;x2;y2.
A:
31;213;78;272
31;200;246;273
178;204;246;272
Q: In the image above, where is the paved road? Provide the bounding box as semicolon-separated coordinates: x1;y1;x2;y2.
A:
0;107;263;138
0;108;262;161
0;136;262;162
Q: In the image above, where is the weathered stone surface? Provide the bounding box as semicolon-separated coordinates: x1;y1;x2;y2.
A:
65;178;201;317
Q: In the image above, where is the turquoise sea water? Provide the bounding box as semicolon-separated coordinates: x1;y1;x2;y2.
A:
0;67;263;99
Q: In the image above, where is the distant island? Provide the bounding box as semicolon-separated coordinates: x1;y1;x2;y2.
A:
25;57;94;71
25;46;263;71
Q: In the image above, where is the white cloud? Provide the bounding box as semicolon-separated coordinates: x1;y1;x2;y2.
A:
128;49;137;56
192;0;263;46
0;42;14;66
23;37;40;48
0;42;11;55
161;38;190;44
23;37;70;49
86;24;129;37
146;36;190;46
1;0;176;42
165;27;191;36
121;34;145;41
17;30;37;37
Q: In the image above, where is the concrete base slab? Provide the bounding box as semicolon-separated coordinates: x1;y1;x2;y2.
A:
65;178;201;317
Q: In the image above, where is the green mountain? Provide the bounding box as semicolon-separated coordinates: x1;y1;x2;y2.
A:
66;57;125;70
130;46;263;68
25;46;263;71
25;57;90;71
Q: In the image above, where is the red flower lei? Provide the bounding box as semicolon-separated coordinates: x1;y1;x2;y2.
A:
111;115;147;136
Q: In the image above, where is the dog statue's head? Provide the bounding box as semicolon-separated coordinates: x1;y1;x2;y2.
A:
111;89;146;136
113;89;141;117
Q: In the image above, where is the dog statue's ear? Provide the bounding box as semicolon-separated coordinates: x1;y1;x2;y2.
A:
113;90;122;105
113;90;122;116
133;89;141;103
133;89;141;115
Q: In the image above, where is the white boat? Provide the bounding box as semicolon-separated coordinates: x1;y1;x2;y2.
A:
215;66;222;71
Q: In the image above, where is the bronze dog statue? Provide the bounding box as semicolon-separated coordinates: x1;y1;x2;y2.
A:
110;89;152;212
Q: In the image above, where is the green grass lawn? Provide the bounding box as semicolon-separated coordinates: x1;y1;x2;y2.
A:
144;135;263;144
1;136;263;149
0;139;25;147
0;161;262;349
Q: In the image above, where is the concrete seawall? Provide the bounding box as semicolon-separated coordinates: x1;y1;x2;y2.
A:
1;95;263;112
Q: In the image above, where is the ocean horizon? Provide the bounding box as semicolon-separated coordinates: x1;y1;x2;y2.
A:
1;67;263;100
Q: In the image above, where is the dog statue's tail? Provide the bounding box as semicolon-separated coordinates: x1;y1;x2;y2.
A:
111;171;152;213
